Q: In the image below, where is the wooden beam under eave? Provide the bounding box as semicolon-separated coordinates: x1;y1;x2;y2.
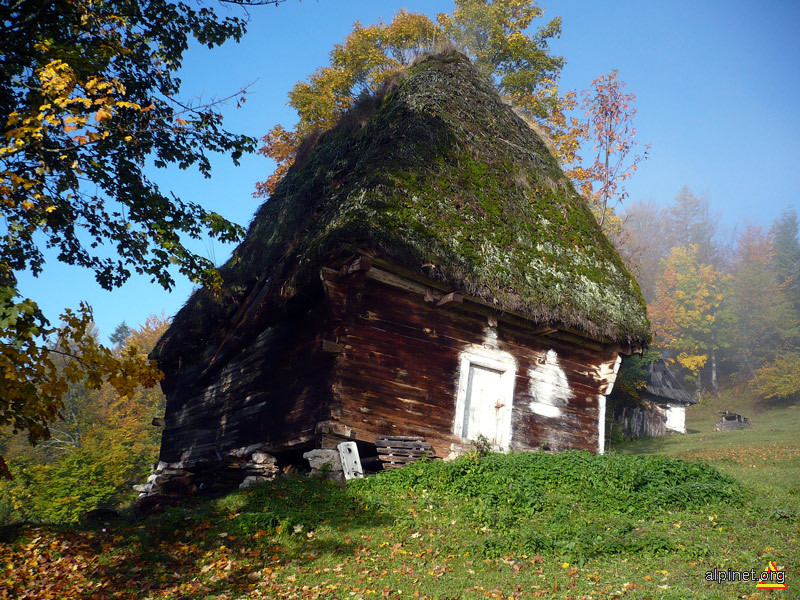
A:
321;339;345;354
363;264;557;336
360;257;625;347
346;256;373;274
530;324;558;336
436;292;463;308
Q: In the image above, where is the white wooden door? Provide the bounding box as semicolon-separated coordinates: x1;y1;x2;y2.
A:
463;364;508;447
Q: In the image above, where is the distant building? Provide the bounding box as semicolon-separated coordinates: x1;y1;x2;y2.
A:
615;359;696;437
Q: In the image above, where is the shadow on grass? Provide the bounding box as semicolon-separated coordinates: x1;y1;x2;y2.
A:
0;475;389;600
753;394;799;413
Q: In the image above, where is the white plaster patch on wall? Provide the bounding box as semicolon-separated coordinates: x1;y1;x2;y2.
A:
597;355;622;454
529;402;561;418
483;325;499;348
664;404;686;433
528;349;574;418
597;394;606;454
602;355;623;395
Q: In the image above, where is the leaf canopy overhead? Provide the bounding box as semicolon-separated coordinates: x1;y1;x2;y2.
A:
0;0;263;478
0;0;255;292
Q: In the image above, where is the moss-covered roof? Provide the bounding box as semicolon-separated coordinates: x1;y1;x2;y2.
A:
154;52;649;371
644;359;695;405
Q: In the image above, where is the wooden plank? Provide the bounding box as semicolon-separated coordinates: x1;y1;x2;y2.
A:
377;452;432;459
365;267;434;297
550;328;613;352
321;339;345;354
378;454;429;463
376;444;432;453
366;258;452;292
376;440;432;449
437;292;463;308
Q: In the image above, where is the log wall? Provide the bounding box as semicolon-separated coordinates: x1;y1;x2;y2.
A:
158;260;624;467
324;266;622;458
615;402;668;438
158;308;335;464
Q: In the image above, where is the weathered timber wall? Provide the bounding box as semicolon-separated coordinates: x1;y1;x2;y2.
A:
158;261;623;467
158;308;335;464
325;269;622;458
615;402;668;438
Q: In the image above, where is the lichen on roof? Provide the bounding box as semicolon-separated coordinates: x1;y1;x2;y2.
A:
644;359;695;405
154;51;650;370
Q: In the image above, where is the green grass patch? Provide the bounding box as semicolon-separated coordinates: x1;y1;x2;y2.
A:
351;450;745;562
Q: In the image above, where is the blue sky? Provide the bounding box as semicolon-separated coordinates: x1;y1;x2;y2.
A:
18;0;800;342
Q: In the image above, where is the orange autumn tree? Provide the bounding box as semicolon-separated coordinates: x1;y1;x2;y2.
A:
650;244;728;391
574;71;649;227
0;315;170;523
256;1;569;198
255;11;440;198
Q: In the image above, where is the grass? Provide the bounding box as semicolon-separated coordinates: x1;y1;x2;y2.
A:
615;386;800;500
1;387;797;599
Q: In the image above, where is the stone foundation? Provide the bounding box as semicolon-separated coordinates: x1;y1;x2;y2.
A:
134;445;280;501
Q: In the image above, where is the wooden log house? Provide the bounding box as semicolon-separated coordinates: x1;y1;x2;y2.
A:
615;358;696;437
150;52;651;484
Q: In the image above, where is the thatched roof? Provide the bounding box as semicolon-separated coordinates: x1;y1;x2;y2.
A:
642;359;695;405
153;51;649;373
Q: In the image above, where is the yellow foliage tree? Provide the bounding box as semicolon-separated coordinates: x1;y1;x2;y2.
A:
0;303;162;479
649;244;727;389
752;352;800;401
0;0;259;477
0;315;169;521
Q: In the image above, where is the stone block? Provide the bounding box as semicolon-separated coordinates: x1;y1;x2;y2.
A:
251;451;277;464
239;475;269;489
303;448;342;473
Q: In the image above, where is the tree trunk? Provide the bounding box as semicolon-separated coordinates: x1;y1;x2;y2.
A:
710;351;718;396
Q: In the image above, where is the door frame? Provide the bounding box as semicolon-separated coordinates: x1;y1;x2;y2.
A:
453;348;517;450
